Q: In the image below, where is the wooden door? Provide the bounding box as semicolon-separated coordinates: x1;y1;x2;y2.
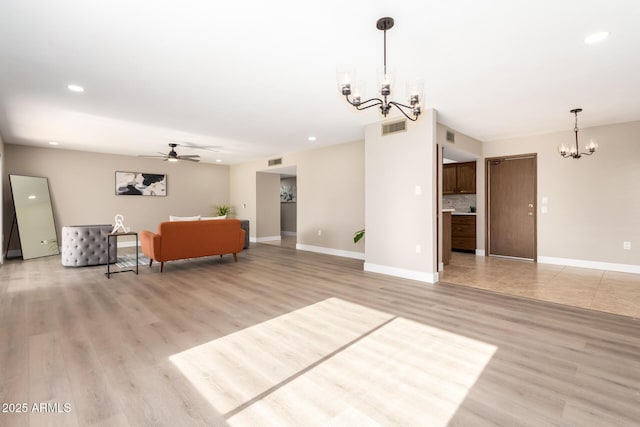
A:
487;155;536;260
443;164;457;194
456;162;476;194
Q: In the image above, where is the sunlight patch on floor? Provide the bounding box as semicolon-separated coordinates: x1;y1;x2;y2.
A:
169;297;497;426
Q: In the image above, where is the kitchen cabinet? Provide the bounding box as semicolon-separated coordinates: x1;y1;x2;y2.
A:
443;161;476;194
452;214;476;252
443;211;452;265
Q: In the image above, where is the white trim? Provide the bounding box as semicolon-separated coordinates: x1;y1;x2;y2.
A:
255;235;282;243
296;243;365;260
476;249;486;256
364;262;439;284
250;236;257;243
282;231;297;237
438;261;444;271
538;256;640;275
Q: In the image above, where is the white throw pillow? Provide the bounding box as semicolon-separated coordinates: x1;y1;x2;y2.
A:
169;215;201;221
200;215;226;220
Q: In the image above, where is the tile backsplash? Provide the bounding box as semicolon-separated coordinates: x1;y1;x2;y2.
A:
443;194;477;213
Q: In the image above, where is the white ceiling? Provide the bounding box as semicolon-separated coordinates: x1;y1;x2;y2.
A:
1;0;639;164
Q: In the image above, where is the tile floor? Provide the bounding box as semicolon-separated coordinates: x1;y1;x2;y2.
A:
441;252;640;318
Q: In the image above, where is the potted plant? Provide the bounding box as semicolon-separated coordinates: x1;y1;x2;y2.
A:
213;204;234;217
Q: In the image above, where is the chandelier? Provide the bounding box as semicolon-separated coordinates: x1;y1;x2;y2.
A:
337;17;423;121
558;108;598;159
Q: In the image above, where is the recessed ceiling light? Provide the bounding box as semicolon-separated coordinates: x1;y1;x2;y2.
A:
584;32;610;44
67;84;85;93
49;141;59;145
216;159;222;163
28;195;36;200
308;136;317;141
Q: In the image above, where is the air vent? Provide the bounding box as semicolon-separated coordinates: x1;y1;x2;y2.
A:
446;130;455;143
268;158;282;166
381;120;407;136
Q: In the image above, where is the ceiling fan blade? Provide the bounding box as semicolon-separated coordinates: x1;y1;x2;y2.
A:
138;155;168;159
178;154;200;158
180;157;200;162
174;142;222;152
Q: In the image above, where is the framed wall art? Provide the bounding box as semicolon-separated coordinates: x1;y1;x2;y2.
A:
115;171;167;196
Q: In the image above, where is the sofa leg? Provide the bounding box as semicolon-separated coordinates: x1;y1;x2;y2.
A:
149;259;153;267
160;262;164;272
233;253;238;262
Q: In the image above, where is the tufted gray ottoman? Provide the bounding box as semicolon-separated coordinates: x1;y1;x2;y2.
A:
61;225;117;267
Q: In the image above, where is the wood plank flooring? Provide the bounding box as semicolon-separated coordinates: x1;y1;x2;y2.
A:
1;244;639;426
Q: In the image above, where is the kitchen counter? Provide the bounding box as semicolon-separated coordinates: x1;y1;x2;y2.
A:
452;212;476;216
442;208;455;213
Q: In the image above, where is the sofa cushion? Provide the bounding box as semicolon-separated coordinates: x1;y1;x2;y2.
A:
201;215;226;220
169;215;200;221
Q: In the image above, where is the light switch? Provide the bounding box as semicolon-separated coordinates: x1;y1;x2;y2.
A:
542;196;549;204
541;206;548;214
415;185;421;195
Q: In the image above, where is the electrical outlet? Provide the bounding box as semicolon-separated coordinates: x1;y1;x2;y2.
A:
415;185;421;195
623;241;631;250
317;229;322;236
415;244;421;254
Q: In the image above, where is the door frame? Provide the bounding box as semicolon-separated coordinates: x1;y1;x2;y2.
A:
485;153;538;261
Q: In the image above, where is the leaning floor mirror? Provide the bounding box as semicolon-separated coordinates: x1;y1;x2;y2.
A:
9;174;60;259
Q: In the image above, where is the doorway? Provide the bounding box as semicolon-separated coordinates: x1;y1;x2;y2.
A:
486;154;537;260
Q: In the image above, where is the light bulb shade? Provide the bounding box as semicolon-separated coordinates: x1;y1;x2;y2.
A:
377;67;395;97
558;144;569;155
586;139;598;153
336;66;355;95
351;80;366;106
406;79;424;106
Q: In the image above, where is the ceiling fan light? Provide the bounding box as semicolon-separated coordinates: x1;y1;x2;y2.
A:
168;157;178;162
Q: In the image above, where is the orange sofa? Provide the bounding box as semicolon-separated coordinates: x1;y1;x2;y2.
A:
140;219;246;272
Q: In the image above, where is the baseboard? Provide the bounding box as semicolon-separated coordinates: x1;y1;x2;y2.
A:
538;256;640;274
476;249;486;256
282;231;297;237
296;244;365;260
255;235;282;243
364;262;439;284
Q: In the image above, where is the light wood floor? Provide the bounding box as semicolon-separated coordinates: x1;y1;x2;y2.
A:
1;244;639;426
442;252;640;318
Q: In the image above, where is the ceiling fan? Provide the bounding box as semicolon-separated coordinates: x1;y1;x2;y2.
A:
139;143;200;162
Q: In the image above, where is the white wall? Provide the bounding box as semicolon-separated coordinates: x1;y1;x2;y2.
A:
230;140;364;257
256;172;281;239
3;145;229;251
364;110;439;283
484;120;640;272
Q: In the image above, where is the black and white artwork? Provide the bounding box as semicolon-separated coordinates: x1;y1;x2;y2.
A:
115;172;167;196
280;184;296;202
